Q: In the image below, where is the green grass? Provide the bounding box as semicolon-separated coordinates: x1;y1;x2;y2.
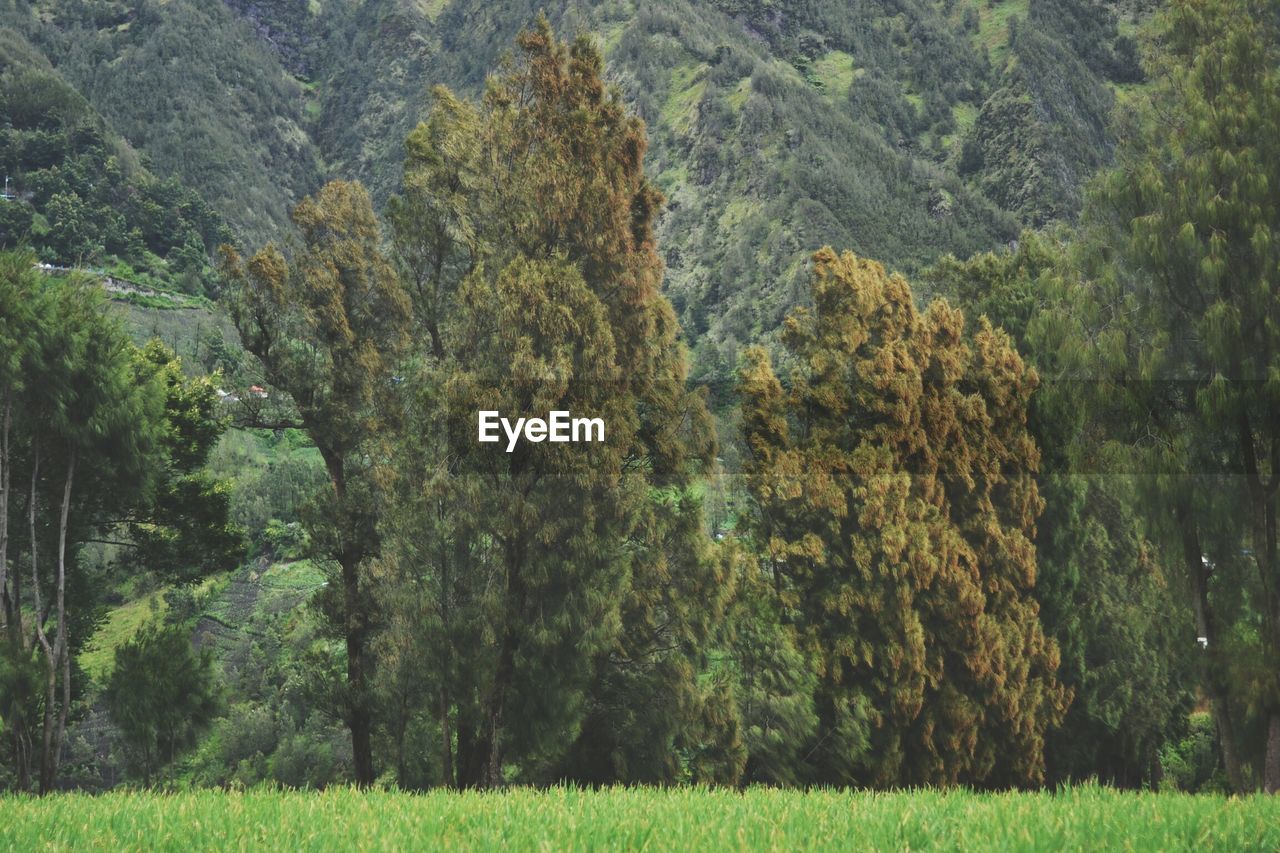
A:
80;573;228;684
1;786;1276;850
725;76;753;112
257;559;325;592
809;50;858;98
79;590;169;683
717;197;763;233
661;64;709;136
953;0;1029;66
943;102;980;149
409;0;447;20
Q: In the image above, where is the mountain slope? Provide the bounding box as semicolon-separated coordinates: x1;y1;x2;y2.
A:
0;25;230;293
1;0;1151;382
1;0;324;246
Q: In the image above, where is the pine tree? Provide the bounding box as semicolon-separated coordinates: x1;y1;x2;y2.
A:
222;180;411;786
0;268;168;792
740;247;1067;786
385;19;727;786
103;623;220;787
0;251;43;790
927;236;1193;787
1042;0;1280;792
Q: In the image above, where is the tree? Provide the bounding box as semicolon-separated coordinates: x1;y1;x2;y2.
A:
0;265;168;792
2;251;238;791
222;180;411;786
383;19;728;787
739;247;1067;786
1039;0;1280;792
125;341;241;585
36;282;165;793
103;623;220;786
0;250;40;790
926;236;1194;787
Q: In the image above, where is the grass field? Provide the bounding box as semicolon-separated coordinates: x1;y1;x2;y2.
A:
2;786;1276;851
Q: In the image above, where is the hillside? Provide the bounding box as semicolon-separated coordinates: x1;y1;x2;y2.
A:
0;0;1149;382
0;25;231;294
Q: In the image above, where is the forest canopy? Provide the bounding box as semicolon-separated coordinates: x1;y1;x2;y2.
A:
1;0;1278;799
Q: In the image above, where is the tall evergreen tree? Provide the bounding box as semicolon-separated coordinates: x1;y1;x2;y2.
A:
384;19;729;787
740;247;1067;786
222;180;411;786
1039;0;1280;792
926;236;1194;787
103;623;220;787
0;251;39;789
0;264;170;791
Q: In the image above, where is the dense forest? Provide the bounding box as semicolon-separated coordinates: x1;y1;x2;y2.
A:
1;0;1279;798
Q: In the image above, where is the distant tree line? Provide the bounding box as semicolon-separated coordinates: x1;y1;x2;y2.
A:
207;3;1276;793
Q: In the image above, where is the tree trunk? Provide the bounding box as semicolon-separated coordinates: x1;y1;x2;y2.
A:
1263;713;1280;795
440;685;454;789
438;523;454;789
345;548;375;787
0;391;29;791
454;715;486;788
0;390;11;624
29;448;55;794
5;446;38;791
483;622;515;789
38;648;58;793
1177;501;1246;793
37;451;74;794
322;448;376;788
393;697;408;790
1237;411;1280;794
480;535;527;789
10;716;31;791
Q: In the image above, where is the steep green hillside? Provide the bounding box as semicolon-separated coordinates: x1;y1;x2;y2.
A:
0;26;230;292
0;0;1152;380
1;0;323;246
958;0;1146;224
203;0;1148;383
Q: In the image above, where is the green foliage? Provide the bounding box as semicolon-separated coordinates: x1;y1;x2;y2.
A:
1;249;238;790
383;20;730;787
923;236;1194;788
172;556;344;791
1;0;1252;802
0;1;322;246
223;179;412;785
957;0;1136;225
724;545;818;786
0;30;230;293
124;342;241;584
207;430;326;561
78;590;168;685
102;622;220;785
1162;711;1229;793
1036;0;1280;791
0;0;1158;392
740;248;1067;786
